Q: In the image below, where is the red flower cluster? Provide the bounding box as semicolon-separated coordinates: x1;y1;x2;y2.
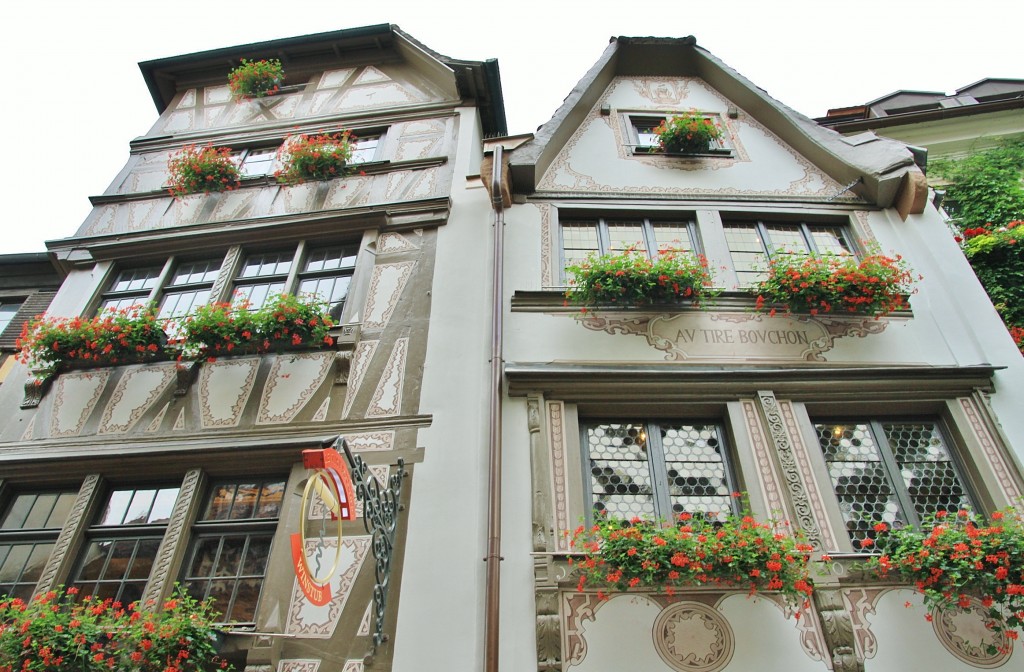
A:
0;587;233;672
166;145;240;198
565;246;717;310
227;58;283;100
274;131;356;184
754;252;915;318
567;504;814;613
17;305;166;373
868;507;1024;653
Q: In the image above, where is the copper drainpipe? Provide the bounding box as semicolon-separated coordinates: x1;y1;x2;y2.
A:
483;144;505;672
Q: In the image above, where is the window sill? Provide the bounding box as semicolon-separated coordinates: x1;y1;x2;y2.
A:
633;148;735;158
512;289;913;319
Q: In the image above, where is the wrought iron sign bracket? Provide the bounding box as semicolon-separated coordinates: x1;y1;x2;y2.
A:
336;436;406;656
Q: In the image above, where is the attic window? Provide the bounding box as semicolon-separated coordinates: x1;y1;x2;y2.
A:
624;113;733;157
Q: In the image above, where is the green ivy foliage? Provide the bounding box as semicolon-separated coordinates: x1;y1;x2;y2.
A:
932;141;1024;352
933;141;1024;231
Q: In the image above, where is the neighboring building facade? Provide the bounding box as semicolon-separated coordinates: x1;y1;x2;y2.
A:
0;253;62;382
0;25;505;671
816;78;1024;162
494;37;1024;672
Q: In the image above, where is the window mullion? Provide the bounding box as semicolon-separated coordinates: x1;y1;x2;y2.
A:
283;241;306;295
148;257;177;306
870;420;918;526
799;223;818;254
754;221;772;258
646;422;673;521
641;219;658;259
596;219;611;256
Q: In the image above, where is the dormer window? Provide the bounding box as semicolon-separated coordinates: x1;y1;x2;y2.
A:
625;113;732;156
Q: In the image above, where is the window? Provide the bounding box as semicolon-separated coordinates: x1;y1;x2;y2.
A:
99;239;357;322
0;300;24;337
99;258;222;321
0;491;77;599
626;114;729;154
722;219;853;287
236;148;279;178
180;479;284;623
234;243;356;313
72;485;180;604
350;135;381;163
814;419;975;544
583;421;738;522
560;217;698;271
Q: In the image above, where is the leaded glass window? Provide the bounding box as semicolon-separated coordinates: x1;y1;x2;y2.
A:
584;421;737;522
815;420;974;544
722;220;853;287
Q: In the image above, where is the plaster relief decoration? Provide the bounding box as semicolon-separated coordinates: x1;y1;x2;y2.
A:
932;597;1011;668
276;661;319;672
537;76;852;202
739;400;787;519
49;370;111;438
778;400;840;551
209;188;261;223
547;401;572;552
841;587;887;662
19;416;35;442
311;397;331;422
98;363;177;434
383;168;440;201
78;199;165;237
198;356;260;429
362;262;416;331
341;340;379;419
353;66;390;84
358;602;372;636
345;431;395;453
286;535;371;638
376;232;419;255
366;338;408;418
172;409;186;431
341;661;364;672
324;175;371;209
256;352;334;424
117;151;174;194
959;396;1023;501
578;311;890;362
653;601;735;672
146;402;170;432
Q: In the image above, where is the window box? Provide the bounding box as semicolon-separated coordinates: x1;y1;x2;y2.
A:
564;247;715;310
753;252;916;318
627;112;732;156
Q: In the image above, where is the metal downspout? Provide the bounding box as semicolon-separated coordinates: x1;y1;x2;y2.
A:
484;145;505;672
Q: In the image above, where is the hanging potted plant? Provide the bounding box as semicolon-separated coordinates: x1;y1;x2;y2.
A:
17;305;169;375
864;508;1024;653
565;247;716;310
653;110;724;154
228;58;284;100
567;506;815;611
753;251;915;317
0;585;235;671
274;131;356;184
166;145;241;197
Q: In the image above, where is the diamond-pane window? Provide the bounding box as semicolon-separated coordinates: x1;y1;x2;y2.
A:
815;420;973;545
584;421;736;522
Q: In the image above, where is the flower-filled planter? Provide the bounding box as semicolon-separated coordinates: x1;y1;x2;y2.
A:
865;508;1024;651
17;305;169;375
167;145;241;197
0;586;234;671
228;58;284;100
178;294;335;361
568;509;815;610
753;252;915;317
274;132;355;184
565;248;716;310
653;110;724;154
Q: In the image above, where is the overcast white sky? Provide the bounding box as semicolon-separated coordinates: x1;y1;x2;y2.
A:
2;0;1018;254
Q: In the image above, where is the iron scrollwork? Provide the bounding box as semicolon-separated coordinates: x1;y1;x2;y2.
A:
337;436;405;654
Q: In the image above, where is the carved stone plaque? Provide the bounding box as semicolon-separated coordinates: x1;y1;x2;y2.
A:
579;311;888;361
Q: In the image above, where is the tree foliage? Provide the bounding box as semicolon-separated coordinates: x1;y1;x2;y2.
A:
932;141;1024;352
